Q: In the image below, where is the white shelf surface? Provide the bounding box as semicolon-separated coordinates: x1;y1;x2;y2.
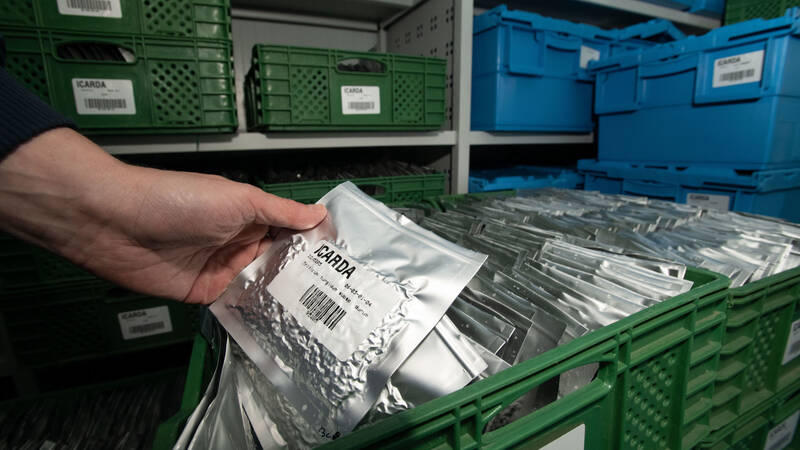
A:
470;131;594;146
573;0;721;29
98;131;456;155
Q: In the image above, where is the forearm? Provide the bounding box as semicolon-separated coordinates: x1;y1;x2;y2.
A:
0;127;136;264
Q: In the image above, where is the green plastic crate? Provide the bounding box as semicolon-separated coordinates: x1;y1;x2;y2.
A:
245;45;447;131
700;378;800;449
259;173;447;204
709;269;800;433
153;334;214;450
0;233;94;291
173;267;729;449
725;0;800;24
0;281;204;367
0;0;231;40
0;28;237;134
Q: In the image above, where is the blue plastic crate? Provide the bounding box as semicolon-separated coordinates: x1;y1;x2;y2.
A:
592;8;800;170
578;159;800;222
469;166;584;193
471;5;684;132
641;0;725;16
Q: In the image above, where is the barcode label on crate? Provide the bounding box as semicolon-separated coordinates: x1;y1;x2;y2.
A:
72;78;135;115
686;193;730;211
713;50;764;88
541;424;585;450
117;306;173;340
57;0;122;18
267;240;404;360
580;46;601;69
341;86;380;115
764;411;799;450
782;318;800;365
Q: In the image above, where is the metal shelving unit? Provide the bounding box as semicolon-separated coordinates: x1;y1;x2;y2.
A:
91;0;719;193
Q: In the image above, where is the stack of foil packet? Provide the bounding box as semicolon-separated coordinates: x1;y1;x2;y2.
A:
178;186;799;449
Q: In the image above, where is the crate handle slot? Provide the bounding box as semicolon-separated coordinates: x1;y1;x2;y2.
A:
336;58;386;74
355;184;387;196
56;42;135;63
542;32;582;52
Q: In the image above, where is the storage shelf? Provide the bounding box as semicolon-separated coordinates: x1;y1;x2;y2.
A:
232;0;418;24
470;131;594;146
97;131;457;155
572;0;721;29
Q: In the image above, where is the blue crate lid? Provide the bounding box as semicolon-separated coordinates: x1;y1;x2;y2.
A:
473;5;617;41
590;7;800;72
577;159;800;192
469;166;584;193
616;18;686;43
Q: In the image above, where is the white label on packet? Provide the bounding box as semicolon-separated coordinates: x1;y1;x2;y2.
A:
782;318;800;365
118;306;173;340
341;86;380;115
540;424;585;450
712;50;764;88
57;0;122;18
579;46;601;69
686;193;730;211
764;411;799;450
267;240;405;360
72;78;136;115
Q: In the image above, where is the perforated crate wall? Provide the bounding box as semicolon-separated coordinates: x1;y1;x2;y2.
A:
259;174;447;205
0;0;231;40
725;0;800;24
246;44;446;131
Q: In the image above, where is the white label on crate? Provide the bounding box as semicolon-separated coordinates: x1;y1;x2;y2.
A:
540;424;585;450
266;240;405;360
686;193;730;210
712;50;764;88
118;306;173;340
57;0;122;18
782;318;800;365
764;411;799;450
72;78;135;115
341;86;380;115
580;46;601;69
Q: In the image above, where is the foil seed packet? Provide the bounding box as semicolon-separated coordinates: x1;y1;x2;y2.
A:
210;182;486;445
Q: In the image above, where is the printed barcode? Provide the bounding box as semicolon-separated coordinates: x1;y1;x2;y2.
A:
348;101;375;110
85;98;126;110
299;285;347;331
720;69;755;82
767;433;790;450
788;340;800;357
129;322;165;334
67;0;112;12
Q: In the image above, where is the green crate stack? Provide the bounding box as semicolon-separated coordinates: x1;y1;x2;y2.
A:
245;44;447;131
259;172;447;204
725;0;800;24
0;0;236;134
709;271;800;433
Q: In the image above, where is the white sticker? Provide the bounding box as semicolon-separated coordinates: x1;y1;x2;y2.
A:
540;424;585;450
712;50;764;88
57;0;122;18
267;240;405;360
782;318;800;365
764;411;799;450
118;306;173;340
686;193;730;211
341;86;380;115
72;78;135;115
580;46;601;69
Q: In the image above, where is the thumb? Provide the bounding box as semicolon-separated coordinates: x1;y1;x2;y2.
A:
247;187;327;230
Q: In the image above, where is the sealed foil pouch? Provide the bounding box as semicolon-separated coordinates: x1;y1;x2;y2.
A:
210;182;486;446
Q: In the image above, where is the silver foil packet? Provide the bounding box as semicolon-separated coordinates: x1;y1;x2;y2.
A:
210;182;485;445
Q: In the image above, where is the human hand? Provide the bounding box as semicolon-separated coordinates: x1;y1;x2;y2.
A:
0;128;326;303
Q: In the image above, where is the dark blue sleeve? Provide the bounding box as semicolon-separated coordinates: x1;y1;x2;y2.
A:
0;35;77;160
